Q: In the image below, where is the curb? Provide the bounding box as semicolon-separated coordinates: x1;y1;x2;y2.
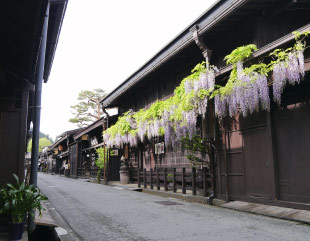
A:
108;183;310;225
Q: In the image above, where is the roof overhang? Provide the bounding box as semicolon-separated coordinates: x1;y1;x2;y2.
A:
100;0;307;108
74;118;105;140
0;0;68;87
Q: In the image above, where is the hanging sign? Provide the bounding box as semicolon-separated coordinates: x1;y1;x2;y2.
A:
110;149;119;156
155;142;165;154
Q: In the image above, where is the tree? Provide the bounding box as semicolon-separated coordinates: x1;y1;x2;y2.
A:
95;147;109;184
27;137;52;153
69;88;107;127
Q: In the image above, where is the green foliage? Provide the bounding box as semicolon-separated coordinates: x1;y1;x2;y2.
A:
39;132;53;143
69;88;107;128
167;174;173;183
95;147;108;169
106;111;134;138
95;147;109;183
0;174;47;223
27;137;52;153
103;31;310;146
181;135;210;167
224;44;258;65
104;62;208;140
269;30;310;68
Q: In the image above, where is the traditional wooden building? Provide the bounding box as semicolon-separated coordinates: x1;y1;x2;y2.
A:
0;0;67;186
101;0;310;209
73;116;121;181
0;0;68;230
50;128;82;176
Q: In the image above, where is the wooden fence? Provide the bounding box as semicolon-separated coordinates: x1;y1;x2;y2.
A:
77;167;99;178
130;167;212;197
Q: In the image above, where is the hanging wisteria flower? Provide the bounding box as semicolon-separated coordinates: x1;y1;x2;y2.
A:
273;62;287;105
256;74;270;111
215;94;228;119
287;52;301;85
128;133;138;147
298;50;305;77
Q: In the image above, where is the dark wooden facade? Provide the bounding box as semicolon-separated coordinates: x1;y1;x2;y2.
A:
0;0;67;185
73;116;122;181
50;129;82;176
101;0;310;209
0;0;68;230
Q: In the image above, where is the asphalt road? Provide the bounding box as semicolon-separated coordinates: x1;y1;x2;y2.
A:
38;173;310;241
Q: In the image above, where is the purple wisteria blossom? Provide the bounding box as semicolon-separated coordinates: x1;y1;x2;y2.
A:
183;109;197;139
184;79;193;93
287;52;301;85
273;62;287;105
128;133;138;147
138;122;147;142
273;50;305;105
256;74;270;111
215;94;227;119
298;50;305;77
164;122;174;146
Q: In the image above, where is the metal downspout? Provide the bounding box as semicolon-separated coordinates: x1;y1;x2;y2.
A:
28;2;49;233
190;24;216;204
30;2;50;187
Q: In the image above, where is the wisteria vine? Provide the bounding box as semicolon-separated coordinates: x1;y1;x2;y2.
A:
103;30;309;149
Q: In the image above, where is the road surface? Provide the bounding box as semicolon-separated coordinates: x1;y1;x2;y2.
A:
38;173;310;241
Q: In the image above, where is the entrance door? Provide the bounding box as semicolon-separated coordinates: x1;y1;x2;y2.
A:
108;149;120;181
273;101;310;203
221;112;274;200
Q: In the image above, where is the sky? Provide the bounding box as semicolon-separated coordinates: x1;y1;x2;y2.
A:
41;0;218;140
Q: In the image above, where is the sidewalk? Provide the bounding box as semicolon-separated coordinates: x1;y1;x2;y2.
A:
108;181;310;225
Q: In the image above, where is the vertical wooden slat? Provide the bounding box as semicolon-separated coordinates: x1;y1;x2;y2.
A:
182;168;186;194
173;168;176;193
164;168;168;191
267;110;279;200
150;168;153;189
192;167;196;195
224;129;229;201
138;168;141;188
156;167;160;190
203;167;207;197
143;168;147;188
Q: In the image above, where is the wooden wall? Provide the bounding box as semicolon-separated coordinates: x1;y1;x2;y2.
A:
0;89;29;186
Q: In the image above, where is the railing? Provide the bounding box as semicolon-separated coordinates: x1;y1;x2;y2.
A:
77;167;99;179
77;168;85;177
130;167;212;197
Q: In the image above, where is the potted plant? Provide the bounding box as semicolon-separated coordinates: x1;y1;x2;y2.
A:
0;174;47;241
167;174;174;187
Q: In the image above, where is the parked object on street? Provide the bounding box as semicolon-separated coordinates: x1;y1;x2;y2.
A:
0;174;47;240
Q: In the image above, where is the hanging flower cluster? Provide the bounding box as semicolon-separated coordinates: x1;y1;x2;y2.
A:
214;61;270;118
103;63;216;149
103;31;309;149
272;47;305;105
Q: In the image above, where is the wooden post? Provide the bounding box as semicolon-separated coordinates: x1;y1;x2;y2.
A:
164;168;168;191
150;168;153;189
138;168;141;188
182;168;186;194
224;130;229;201
173;168;176;193
156;167;160;190
143;168;147;188
203;167;207;197
192;167;196;195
